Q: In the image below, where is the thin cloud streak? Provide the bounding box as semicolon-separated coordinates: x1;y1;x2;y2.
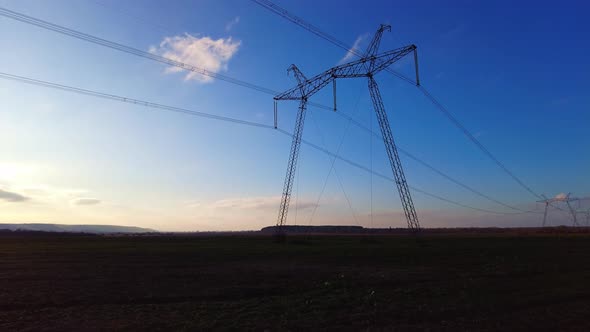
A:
0;188;30;202
225;16;240;31
72;198;101;206
204;196;318;211
338;34;368;64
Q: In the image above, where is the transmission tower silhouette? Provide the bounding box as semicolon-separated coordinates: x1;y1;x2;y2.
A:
538;193;581;226
273;24;420;235
581;208;590;227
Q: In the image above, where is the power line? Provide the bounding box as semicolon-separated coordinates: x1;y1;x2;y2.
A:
277;129;527;216
0;6;339;114
249;0;537;213
0;5;531;214
417;87;543;200
327;107;538;214
305;90;363;225
249;0;416;85
0;6;277;95
400;148;539;213
85;1;338;115
1;5;546;216
249;0;546;201
0;71;523;216
0;7;368;122
0;72;273;129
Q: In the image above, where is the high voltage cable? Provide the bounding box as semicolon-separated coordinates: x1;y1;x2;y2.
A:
249;0;416;85
276;129;528;216
249;0;545;201
0;6;541;214
87;0;347;115
0;71;525;215
0;7;359;114
325;108;537;213
0;7;277;95
305;89;364;225
0;72;274;129
417;87;543;200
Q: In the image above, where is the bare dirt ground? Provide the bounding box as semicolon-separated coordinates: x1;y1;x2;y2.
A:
1;230;589;331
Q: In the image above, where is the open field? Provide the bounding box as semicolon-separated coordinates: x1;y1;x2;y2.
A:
1;231;590;331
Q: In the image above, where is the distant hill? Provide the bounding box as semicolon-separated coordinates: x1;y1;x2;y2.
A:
0;223;155;234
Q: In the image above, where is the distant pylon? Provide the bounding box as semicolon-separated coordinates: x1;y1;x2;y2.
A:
537;193;580;226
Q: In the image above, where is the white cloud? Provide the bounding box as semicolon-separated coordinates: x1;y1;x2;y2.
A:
338;34;369;64
209;196;317;211
72;198;101;206
225;16;240;31
0;188;30;203
150;33;241;83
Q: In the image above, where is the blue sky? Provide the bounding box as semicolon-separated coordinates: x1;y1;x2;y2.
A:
0;0;588;231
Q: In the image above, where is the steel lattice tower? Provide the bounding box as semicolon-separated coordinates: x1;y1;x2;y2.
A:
538;193;581;227
273;25;421;234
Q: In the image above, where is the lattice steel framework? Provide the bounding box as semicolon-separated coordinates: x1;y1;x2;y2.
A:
538;193;581;227
368;76;420;230
274;24;421;233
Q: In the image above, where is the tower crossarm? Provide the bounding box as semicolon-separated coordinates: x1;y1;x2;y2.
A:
274;45;416;101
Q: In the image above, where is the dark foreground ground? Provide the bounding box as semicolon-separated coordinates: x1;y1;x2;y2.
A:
1;231;590;331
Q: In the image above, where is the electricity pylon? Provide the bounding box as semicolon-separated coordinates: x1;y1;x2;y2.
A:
273;24;420;234
538;193;580;226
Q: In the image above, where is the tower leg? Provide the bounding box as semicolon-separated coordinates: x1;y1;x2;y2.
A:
367;76;420;230
276;99;308;236
566;201;578;226
542;202;549;227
